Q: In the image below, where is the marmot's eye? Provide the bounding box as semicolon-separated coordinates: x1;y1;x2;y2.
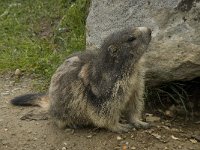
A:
127;36;136;42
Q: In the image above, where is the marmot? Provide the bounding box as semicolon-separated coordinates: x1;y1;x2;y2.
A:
11;27;152;132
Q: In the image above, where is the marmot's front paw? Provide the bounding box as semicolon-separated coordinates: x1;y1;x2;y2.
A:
132;120;151;129
109;123;133;133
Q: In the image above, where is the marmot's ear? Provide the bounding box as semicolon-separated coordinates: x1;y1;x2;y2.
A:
108;45;117;56
79;64;89;86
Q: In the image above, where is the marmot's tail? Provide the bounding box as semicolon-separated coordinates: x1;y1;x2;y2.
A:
10;93;49;109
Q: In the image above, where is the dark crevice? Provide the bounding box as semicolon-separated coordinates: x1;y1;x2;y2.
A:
146;77;200;120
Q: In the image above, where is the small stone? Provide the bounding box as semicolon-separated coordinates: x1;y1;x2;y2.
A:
171;128;179;132
171;135;179;140
114;146;120;149
151;133;161;139
65;128;74;134
65;128;72;132
117;136;123;141
146;113;153;117
86;135;92;138
63;142;67;146
146;115;160;122
162;126;170;130
62;147;67;150
190;139;197;144
131;146;136;149
15;69;21;76
132;128;136;131
123;141;129;145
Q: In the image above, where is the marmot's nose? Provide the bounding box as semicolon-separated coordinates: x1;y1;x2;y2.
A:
138;27;152;36
147;28;152;37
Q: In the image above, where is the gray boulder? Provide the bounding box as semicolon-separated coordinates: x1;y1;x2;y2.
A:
86;0;200;86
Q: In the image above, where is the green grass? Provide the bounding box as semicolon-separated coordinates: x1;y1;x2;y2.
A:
0;0;90;90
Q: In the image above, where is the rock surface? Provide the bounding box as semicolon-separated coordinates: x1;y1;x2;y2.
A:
86;0;200;86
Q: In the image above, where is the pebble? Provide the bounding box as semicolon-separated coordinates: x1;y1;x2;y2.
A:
114;146;120;149
130;134;134;139
146;115;160;122
15;69;21;76
65;128;74;134
171;128;179;132
146;113;153;117
171;135;179;140
117;136;123;141
63;142;67;146
162;126;170;130
131;146;136;149
62;147;67;150
65;128;72;132
190;139;197;144
151;133;161;139
86;135;93;138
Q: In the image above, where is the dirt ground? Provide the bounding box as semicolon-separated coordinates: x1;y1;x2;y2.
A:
0;75;200;150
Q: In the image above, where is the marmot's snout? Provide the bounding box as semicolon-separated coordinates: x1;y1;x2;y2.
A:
138;27;152;44
138;27;151;34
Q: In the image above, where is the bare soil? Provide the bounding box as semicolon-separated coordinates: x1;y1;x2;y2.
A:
0;75;200;150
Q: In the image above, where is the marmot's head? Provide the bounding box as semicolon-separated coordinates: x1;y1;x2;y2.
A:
100;27;151;67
